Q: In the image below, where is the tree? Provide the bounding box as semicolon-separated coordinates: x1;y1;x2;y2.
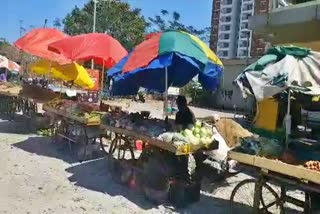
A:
53;18;62;29
147;10;211;43
0;40;34;68
63;1;148;50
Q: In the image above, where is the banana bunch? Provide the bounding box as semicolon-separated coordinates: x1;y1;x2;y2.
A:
45;98;63;109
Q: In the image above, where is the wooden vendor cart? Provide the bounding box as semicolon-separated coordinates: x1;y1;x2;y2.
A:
99;120;216;208
228;151;320;213
0;88;21;119
43;105;105;161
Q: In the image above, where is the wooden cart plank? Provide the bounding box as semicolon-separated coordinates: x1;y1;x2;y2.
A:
228;151;320;185
43;105;100;126
100;124;179;154
0;91;20;97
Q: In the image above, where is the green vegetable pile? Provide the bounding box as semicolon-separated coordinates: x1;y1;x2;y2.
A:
180;121;213;145
37;128;53;137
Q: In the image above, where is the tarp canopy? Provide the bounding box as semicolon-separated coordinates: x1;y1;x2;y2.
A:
0;55;20;72
14;28;70;64
235;46;320;101
48;33;128;68
30;59;94;89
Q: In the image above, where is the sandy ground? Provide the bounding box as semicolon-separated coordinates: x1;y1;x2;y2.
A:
0;101;303;214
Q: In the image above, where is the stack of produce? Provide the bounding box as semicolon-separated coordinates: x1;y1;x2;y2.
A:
158;121;214;148
103;112;215;152
236;136;284;159
103;112;167;137
305;161;320;171
45;99;105;124
0;82;21;96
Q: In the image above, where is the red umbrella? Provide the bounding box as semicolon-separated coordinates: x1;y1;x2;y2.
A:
14;28;70;64
48;33;128;68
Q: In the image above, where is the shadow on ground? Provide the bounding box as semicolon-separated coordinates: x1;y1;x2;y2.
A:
0;115;36;134
13;136;77;164
65;158;253;213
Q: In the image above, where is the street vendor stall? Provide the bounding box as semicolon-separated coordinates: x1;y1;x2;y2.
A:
228;46;320;213
0;55;22;118
0;82;22;118
103;30;224;207
43;98;106;160
38;32;128;161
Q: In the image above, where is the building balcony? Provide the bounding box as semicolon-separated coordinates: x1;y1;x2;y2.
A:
220;12;233;17
249;0;320;50
221;4;233;8
241;8;253;13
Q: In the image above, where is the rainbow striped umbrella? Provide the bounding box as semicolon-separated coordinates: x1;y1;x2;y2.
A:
107;30;223;97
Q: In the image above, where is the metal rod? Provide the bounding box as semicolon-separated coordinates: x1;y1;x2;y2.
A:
246;31;250;66
164;66;168;118
93;0;97;33
91;0;98;69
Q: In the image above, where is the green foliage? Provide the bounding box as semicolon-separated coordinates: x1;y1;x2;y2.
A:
63;1;148;51
147;10;211;43
53;18;62;29
181;81;212;106
0;40;34;66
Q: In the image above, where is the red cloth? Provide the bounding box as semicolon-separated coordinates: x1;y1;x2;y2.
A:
14;28;70;64
48;33;128;68
123;32;161;73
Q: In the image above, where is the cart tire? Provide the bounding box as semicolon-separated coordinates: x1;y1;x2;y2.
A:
100;132;116;155
230;179;282;213
108;134;134;160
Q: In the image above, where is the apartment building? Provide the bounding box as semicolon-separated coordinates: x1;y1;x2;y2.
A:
210;0;269;59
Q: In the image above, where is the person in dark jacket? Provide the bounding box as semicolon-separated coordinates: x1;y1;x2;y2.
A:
175;95;196;131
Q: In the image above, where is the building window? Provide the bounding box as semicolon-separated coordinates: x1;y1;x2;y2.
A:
243;4;253;11
241;23;249;29
219;51;229;57
225;16;231;22
221;25;231;31
219;42;229;48
223;51;228;57
239;50;248;57
222;8;232;13
240;32;248;38
240;41;248;47
220;34;230;40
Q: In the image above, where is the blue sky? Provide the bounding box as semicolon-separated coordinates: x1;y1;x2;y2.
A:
0;0;212;43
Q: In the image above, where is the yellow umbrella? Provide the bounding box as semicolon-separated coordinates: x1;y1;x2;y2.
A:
30;59;94;89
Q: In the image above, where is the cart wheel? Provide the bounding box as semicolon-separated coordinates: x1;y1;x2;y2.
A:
107;134;135;184
230;179;282;213
109;134;135;160
99;132;116;155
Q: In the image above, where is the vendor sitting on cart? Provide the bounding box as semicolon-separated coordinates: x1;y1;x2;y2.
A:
175;95;196;131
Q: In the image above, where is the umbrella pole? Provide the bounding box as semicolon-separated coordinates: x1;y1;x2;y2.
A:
99;62;105;105
163;66;168;118
284;89;292;148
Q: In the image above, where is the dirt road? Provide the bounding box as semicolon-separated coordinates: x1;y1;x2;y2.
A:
0;119;253;214
0;106;302;214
